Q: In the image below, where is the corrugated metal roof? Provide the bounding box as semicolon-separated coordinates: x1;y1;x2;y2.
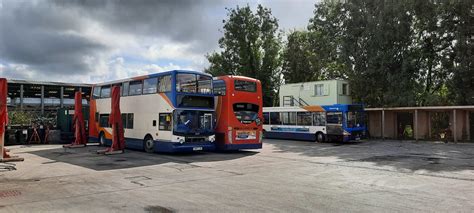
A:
7;79;92;87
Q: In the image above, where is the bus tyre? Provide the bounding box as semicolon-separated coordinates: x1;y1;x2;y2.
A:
316;132;325;143
99;133;106;146
144;136;154;153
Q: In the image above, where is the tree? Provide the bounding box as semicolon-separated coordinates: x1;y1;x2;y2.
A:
281;30;316;83
206;5;282;106
444;0;474;105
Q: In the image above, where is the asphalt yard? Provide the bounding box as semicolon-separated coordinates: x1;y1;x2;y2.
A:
1;139;473;212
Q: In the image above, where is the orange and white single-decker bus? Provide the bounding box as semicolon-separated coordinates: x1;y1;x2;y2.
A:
213;75;263;150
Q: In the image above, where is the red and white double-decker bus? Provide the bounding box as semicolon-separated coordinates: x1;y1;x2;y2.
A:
213;76;263;151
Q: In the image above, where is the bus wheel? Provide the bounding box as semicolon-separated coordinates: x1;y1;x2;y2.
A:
144;136;154;153
316;132;325;143
99;133;106;146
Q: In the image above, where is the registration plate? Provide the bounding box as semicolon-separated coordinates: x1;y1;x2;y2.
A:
236;130;257;140
355;137;361;141
193;147;203;151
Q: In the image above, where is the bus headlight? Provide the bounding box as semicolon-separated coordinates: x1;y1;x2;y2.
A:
209;135;215;143
179;138;185;144
343;130;351;136
255;118;262;126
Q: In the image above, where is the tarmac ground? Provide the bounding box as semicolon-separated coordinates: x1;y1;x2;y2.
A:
1;139;473;212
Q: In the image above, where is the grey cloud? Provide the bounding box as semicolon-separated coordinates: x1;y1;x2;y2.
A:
52;0;225;52
0;0;315;81
0;1;109;75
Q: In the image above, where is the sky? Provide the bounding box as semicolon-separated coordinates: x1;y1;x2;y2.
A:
0;0;317;83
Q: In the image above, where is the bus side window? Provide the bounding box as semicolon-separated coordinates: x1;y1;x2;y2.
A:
313;112;326;126
92;87;100;99
100;85;111;98
269;112;281;125
297;112;312;126
213;80;226;96
129;80;143;96
121;114;127;128
143;77;158;94
281;112;296;125
127;113;134;129
122;82;129;97
326;112;342;124
158;75;172;92
263;112;269;125
99;114;110;127
159;113;172;131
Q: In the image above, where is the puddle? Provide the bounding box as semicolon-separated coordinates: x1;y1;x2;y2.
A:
144;205;175;213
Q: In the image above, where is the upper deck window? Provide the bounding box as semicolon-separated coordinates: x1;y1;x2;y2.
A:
100;85;111;98
197;75;212;94
121;82;129;97
158;75;172;92
177;74;197;93
92;87;100;99
176;73;213;94
213;80;226;96
143;78;158;94
234;80;256;92
129;80;143;96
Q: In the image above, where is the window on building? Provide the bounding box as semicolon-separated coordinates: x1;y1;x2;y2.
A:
342;83;349;95
159;113;172;131
297;112;312;126
100;85;111;98
263;112;270;125
313;112;326;126
158;75;172;92
143;78;158;94
314;84;324;96
129;80;143;96
281;112;297;125
122;82;129;97
270;112;281;125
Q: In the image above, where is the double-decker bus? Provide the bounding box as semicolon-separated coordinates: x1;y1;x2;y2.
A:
213;76;263;150
263;104;366;142
89;70;216;152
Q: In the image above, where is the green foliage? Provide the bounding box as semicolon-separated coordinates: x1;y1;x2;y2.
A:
206;5;282;106
208;1;473;107
282;30;320;83
283;0;473;107
8;111;32;126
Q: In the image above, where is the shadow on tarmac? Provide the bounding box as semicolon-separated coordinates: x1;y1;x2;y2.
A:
265;139;474;172
27;145;257;171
